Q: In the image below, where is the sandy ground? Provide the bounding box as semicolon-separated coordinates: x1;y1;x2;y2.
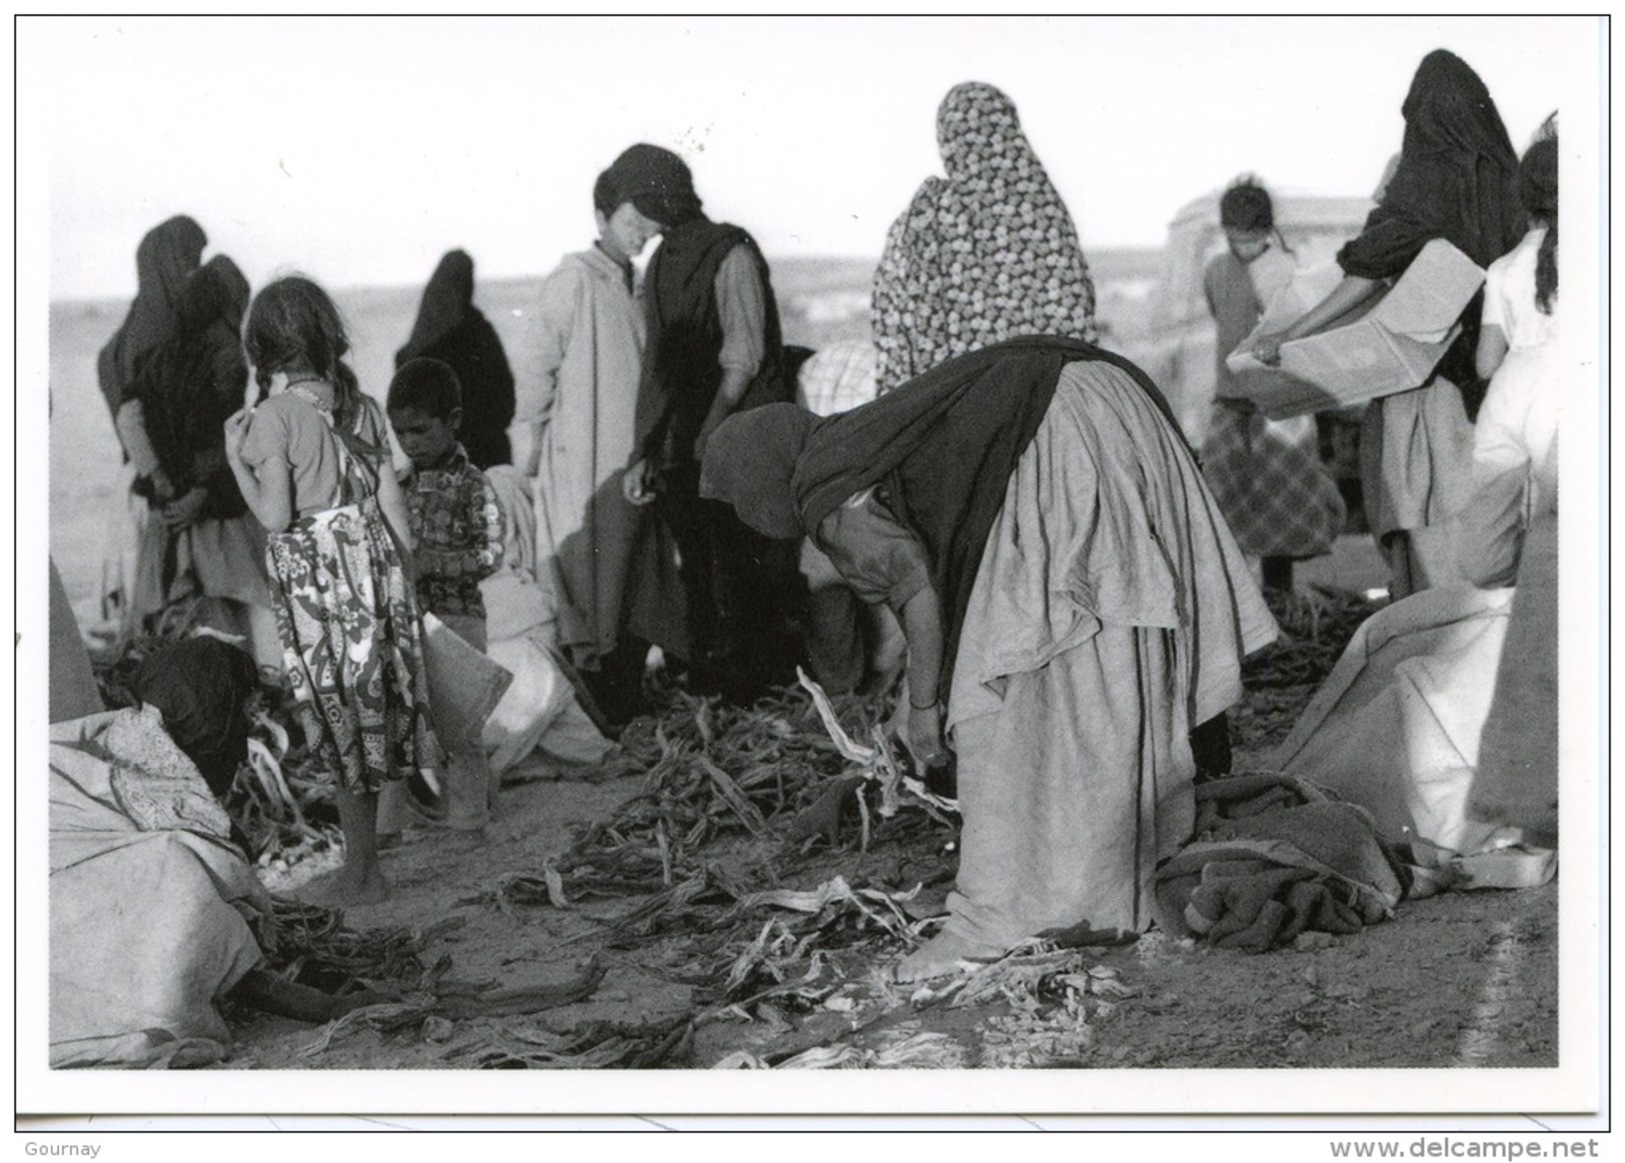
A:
219;685;1559;1074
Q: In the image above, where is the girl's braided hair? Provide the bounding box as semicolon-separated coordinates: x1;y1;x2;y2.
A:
243;275;383;457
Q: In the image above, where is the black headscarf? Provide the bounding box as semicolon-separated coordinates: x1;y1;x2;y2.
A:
131;256;253;515
1336;50;1524;413
97;215;208;421
188;252;251;333
602;143;704;228
398;249;476;363
132;637;259;799
701;335;1183;701
395;250;516;468
698;402;813;540
1338;50;1522;276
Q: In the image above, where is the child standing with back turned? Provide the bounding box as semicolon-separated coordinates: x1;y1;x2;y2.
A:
1200;176;1345;594
225;276;440;906
387;357;505;834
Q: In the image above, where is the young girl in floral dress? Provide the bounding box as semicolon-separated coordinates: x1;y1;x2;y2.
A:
224;276;439;905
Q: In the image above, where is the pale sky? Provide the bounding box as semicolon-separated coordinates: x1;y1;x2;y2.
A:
22;15;1604;300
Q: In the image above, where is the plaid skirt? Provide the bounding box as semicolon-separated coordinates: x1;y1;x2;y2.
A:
1202;399;1345;560
265;499;440;793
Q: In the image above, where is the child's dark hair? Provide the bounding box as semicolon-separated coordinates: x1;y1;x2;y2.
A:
1220;174;1274;232
388;357;463;421
244;275;381;455
1520;120;1558;315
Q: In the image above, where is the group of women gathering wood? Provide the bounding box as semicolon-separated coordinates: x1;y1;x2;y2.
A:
49;45;1565;1045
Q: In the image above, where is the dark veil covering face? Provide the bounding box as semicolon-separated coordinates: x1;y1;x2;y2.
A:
1335;50;1524;413
97;215;208;419
393;248;517;468
397;249;476;365
180;254;251;333
135;255;253;494
1337;49;1523;277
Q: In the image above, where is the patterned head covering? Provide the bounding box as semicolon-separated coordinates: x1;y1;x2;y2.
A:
870;82;1097;394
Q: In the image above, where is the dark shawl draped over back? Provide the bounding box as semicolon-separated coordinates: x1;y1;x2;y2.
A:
634;217;789;475
1336;49;1524;411
703;335;1183;701
397;249;516;469
97;215;208;422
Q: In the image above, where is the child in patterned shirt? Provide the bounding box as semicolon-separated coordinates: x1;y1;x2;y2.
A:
387;357;505;834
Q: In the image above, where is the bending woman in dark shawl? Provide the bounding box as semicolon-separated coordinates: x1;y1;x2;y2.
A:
701;337;1276;980
397;250;517;469
1253;50;1524;597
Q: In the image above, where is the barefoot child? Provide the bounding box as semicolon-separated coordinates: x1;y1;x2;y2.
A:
225;276;440;906
387;357;505;832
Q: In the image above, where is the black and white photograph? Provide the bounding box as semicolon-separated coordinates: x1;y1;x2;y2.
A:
15;13;1609;1140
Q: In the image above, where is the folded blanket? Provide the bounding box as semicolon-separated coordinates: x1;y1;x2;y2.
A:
1153;773;1411;952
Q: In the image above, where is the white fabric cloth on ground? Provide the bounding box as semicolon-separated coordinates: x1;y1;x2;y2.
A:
941;361;1276;947
1270;585;1514;856
49;711;265;1068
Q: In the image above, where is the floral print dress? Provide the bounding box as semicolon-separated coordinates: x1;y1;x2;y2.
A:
870;81;1099;394
254;389;440;793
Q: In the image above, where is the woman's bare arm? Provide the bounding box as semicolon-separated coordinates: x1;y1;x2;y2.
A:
224;410;293;532
1476;323;1510;383
1252;275;1383;365
898;585;948;767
